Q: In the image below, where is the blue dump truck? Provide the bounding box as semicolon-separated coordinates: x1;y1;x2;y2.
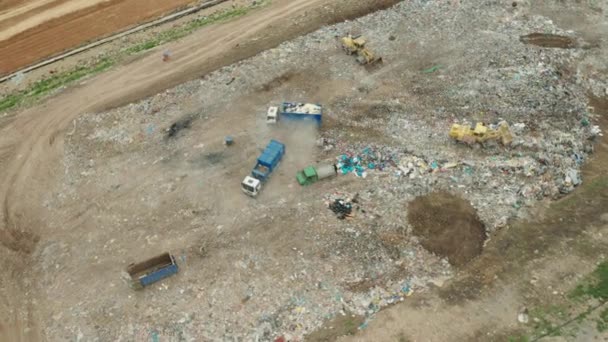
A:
267;102;323;126
241;139;285;197
123;253;178;290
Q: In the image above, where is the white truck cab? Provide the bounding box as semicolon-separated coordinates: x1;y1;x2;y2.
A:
241;176;262;197
266;106;278;124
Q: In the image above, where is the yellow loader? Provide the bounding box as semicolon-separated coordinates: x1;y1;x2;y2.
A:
449;122;513;146
341;35;383;66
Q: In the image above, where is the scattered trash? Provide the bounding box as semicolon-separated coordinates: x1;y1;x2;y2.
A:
590;125;603;137
337;154;367;177
162;50;172;62
167;117;193;138
329;199;353;220
422;65;442;73
150;330;160;342
225;136;234;146
336;146;398;176
565;168;581;186
512;122;526;134
517;307;529;324
11;71;25;85
442;162;459;169
145;124;155;135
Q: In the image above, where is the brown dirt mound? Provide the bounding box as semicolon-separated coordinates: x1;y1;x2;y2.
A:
407;192;486;267
519;33;577;48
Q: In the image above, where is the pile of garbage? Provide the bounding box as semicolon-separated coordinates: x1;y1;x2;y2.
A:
336;146;399;177
329;199;354;219
348;282;414;318
282;102;322;115
335;145;470;180
325;192;363;219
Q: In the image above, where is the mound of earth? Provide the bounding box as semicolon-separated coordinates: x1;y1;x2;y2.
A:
407;192;486;267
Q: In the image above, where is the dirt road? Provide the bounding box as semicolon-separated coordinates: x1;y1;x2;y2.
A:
0;0;400;338
0;0;199;75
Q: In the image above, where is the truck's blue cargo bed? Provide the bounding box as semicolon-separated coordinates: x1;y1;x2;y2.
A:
252;139;285;181
280;102;323;126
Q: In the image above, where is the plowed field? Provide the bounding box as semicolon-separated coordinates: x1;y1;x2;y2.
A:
0;0;198;75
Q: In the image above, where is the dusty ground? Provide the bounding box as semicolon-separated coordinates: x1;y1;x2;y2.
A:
0;0;201;74
1;0;607;341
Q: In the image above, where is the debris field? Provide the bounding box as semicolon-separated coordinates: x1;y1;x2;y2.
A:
30;0;607;341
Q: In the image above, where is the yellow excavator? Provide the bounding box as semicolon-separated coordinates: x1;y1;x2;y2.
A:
341;35;383;66
449;122;513;146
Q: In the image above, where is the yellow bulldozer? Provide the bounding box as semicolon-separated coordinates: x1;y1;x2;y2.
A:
341;35;383;66
449;122;513;146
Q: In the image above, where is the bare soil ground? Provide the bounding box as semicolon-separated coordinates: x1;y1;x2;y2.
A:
0;0;200;74
408;192;485;267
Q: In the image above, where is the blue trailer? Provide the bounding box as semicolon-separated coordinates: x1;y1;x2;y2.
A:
125;253;178;289
279;102;323;126
242;140;285;197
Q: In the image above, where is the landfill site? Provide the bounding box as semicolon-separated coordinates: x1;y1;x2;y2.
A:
1;0;608;341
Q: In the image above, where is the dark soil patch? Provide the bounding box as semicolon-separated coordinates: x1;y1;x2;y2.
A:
203;151;225;165
188;151;226;168
257;72;295;92
407;192;486;267
166;116;193;138
519;33;578;48
351;102;399;121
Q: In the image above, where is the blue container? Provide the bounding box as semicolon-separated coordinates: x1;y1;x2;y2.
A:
127;253;179;289
251;139;285;181
279;102;323;126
